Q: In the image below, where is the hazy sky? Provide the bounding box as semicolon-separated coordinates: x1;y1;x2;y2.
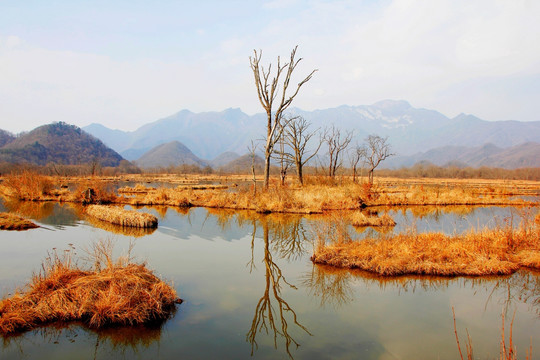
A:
1;0;539;133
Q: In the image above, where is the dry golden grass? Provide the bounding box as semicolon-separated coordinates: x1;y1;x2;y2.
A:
86;205;158;228
0;240;180;335
1;172;536;214
126;177;533;213
311;213;540;276
0;212;39;230
0;171;53;201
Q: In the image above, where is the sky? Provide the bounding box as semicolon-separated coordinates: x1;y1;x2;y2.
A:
1;0;539;133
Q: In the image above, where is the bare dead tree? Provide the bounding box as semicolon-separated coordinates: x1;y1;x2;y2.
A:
323;125;353;178
89;156;101;177
282;116;322;186
360;134;395;184
349;145;367;183
248;140;259;195
249;46;317;189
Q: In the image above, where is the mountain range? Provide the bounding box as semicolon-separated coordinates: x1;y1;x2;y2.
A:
84;100;540;166
385;142;540;169
1;100;538;170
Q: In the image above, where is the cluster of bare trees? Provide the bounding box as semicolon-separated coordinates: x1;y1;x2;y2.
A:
250;46;394;187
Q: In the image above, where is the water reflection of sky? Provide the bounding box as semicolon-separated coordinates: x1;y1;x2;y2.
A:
0;201;538;359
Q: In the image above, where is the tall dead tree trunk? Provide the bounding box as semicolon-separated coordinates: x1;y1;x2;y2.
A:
249;46;317;189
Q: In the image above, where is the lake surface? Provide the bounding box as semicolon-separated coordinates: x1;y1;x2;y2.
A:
0;202;538;359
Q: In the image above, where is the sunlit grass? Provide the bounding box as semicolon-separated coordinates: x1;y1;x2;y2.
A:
0;172;536;213
311;211;540;276
0;240;180;335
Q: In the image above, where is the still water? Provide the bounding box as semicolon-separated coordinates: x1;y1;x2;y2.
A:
0;202;538;359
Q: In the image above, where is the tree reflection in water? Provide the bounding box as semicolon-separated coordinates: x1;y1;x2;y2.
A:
245;215;311;359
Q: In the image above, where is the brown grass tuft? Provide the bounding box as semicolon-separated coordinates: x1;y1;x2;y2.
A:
0;240;180;335
86;205;158;228
0;212;39;230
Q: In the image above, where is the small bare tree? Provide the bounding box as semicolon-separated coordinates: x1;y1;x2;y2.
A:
282;116;322;186
323;125;353;178
360;135;394;184
249;46;317;189
349;145;367;183
248;140;259;195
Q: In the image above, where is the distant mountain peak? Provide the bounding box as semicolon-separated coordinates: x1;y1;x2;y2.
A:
135;140;208;169
0;122;123;166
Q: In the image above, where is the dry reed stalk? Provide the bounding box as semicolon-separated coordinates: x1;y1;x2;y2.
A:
453;308;533;360
0;241;180;334
86;205;158;228
311;220;540;276
0;212;39;230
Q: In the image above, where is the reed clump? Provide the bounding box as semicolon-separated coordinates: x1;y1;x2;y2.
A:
86;205;158;228
350;212;396;227
311;216;540;276
0;212;39;230
0;241;180;335
85;215;157;237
